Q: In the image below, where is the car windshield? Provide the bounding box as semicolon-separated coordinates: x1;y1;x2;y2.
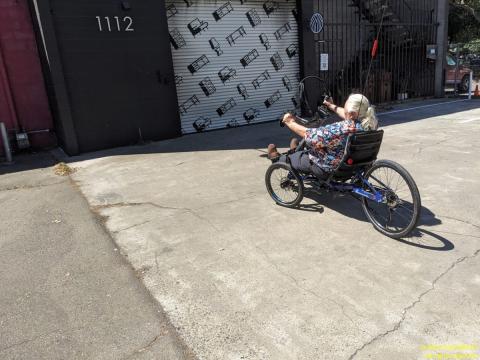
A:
446;55;456;66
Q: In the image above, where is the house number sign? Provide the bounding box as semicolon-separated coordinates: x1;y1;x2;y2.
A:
95;16;134;32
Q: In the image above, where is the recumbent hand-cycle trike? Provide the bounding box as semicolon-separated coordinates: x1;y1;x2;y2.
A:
265;91;421;239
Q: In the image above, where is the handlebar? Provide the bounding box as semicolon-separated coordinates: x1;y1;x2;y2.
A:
279;115;314;128
279;107;331;128
280;94;331;128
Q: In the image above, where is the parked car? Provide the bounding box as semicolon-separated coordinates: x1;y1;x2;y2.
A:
446;54;472;92
470;57;480;70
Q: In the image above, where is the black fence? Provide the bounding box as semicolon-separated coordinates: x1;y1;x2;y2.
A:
312;0;438;105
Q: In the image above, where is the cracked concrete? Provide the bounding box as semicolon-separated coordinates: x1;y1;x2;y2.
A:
437;215;480;230
67;100;480;359
0;328;66;353
0;180;67;192
347;247;480;360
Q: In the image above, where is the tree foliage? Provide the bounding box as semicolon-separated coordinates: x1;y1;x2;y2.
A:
464;38;480;52
449;0;480;45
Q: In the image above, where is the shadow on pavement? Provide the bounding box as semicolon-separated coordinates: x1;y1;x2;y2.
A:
396;229;455;251
1;99;479;176
0;151;57;176
299;190;453;251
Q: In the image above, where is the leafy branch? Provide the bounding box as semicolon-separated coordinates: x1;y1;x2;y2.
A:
449;0;480;23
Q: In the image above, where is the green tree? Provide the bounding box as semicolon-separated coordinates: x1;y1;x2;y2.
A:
449;0;480;46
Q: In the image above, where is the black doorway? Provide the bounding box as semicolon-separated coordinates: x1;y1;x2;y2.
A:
35;0;181;154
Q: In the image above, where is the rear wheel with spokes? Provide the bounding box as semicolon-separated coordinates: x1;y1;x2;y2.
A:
265;162;304;208
361;160;421;238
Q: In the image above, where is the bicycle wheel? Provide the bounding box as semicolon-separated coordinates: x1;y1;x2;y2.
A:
361;160;421;238
265;162;304;208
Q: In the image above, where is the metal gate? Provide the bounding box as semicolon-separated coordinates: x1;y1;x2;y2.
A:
313;0;438;105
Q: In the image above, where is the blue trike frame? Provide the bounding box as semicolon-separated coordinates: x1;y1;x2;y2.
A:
295;171;385;204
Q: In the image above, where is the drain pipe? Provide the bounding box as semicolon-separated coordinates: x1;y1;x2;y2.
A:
0;122;12;163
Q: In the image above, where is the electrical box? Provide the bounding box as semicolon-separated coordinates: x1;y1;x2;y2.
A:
16;133;30;149
320;53;329;71
426;45;437;60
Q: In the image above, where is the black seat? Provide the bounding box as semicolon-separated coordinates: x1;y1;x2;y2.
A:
329;130;384;181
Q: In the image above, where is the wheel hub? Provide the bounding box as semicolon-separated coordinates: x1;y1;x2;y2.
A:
385;191;399;207
280;178;294;190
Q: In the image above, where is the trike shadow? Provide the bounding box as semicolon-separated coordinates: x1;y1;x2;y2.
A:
299;190;454;251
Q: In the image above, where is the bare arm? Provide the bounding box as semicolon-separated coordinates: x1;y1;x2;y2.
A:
282;113;331;150
324;99;346;120
285;120;307;138
282;113;307;137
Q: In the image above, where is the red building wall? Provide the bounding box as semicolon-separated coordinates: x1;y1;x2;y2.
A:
0;0;55;154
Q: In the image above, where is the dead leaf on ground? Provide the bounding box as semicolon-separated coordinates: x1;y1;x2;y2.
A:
53;162;76;176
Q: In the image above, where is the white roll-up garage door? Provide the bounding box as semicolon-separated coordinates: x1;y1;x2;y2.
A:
166;0;300;133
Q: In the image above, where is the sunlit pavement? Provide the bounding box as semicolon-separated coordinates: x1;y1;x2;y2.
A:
69;99;480;360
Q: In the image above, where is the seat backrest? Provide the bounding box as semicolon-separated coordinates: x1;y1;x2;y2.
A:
331;130;384;179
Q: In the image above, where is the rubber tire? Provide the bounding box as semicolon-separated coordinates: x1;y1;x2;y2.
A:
361;160;421;239
265;162;304;208
460;75;470;92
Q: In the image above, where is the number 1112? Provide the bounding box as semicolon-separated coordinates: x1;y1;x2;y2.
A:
96;16;134;32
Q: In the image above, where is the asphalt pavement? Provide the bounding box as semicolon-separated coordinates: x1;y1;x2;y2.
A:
0;153;195;360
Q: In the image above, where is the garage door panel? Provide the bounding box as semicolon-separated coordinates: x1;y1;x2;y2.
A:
167;0;300;134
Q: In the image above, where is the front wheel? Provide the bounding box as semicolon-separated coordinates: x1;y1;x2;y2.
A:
265;162;304;208
361;160;421;238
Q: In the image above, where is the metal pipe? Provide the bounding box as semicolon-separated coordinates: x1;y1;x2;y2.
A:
454;46;459;96
434;0;449;97
26;128;51;134
0;122;12;163
468;70;473;100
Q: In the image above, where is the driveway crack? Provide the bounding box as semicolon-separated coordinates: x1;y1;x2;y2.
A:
0;327;85;353
93;201;221;233
255;245;370;336
92;201;187;212
0;181;66;192
121;333;163;360
346;247;480;360
437;214;480;230
113;219;155;234
413;139;449;158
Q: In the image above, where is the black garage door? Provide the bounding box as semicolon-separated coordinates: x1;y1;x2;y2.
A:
39;0;181;153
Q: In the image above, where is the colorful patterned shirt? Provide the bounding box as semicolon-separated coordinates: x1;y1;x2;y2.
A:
304;119;365;172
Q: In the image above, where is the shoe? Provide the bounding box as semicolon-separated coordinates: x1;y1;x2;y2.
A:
290;138;299;151
267;144;280;160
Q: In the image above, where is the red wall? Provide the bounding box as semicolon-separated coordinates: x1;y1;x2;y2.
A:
0;0;55;154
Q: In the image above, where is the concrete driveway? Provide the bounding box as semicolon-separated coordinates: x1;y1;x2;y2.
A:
69;99;480;360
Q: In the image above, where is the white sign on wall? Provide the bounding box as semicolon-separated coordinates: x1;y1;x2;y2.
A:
320;53;328;71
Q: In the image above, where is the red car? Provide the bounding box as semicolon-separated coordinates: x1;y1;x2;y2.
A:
446;54;472;91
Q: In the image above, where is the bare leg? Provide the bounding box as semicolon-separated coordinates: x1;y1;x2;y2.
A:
267;144;280;160
290;138;299;150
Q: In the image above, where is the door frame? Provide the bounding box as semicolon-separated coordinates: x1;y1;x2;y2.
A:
28;0;79;155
